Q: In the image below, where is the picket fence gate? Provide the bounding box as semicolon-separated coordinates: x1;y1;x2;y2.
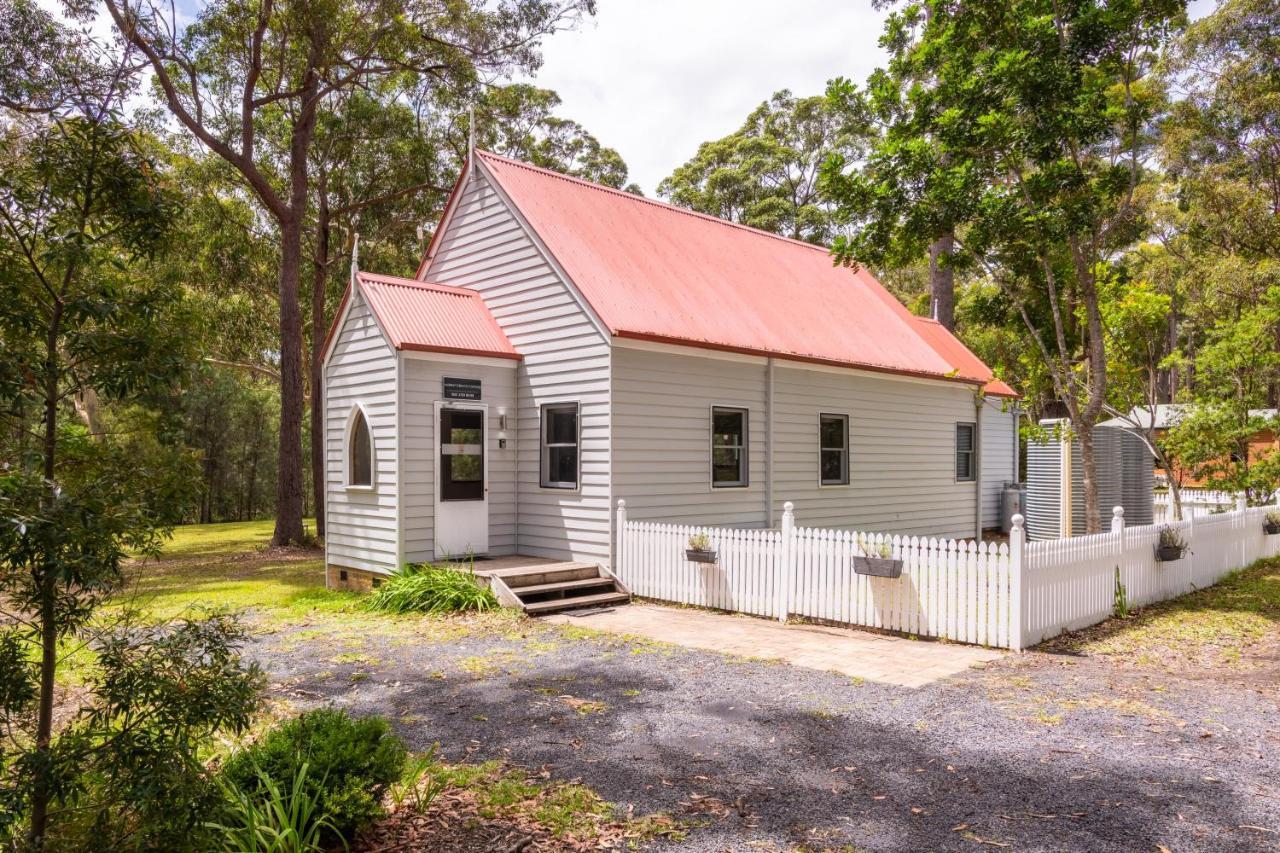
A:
613;497;1280;652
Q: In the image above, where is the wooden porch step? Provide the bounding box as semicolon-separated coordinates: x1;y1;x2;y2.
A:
485;562;600;589
513;576;617;597
521;590;631;615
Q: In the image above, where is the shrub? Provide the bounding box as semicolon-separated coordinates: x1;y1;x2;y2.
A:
366;564;499;614
220;709;406;844
210;762;340;853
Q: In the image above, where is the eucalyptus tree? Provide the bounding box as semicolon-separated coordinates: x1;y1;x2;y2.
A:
658;89;870;244
826;0;1184;532
105;0;595;544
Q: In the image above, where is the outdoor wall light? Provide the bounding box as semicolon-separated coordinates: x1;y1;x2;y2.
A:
497;407;508;448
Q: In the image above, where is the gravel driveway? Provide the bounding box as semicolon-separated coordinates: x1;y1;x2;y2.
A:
255;612;1280;852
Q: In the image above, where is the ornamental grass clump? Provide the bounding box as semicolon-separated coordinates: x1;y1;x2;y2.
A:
366;563;499;614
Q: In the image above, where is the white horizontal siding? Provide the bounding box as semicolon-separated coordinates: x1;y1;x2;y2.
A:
325;290;399;574
400;357;518;561
612;348;767;527
981;399;1018;529
425;166;612;564
612;346;983;539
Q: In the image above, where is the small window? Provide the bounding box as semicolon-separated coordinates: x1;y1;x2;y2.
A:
955;422;976;482
349;408;373;487
711;407;748;488
819;413;849;485
540;403;579;489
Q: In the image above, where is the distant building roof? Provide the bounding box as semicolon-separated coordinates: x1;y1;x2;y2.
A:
1099;404;1278;431
423;150;1017;397
323;272;520;361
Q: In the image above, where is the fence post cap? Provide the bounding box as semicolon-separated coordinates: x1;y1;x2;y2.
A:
616;498;626;509
783;501;794;513
1011;513;1024;529
1112;505;1125;518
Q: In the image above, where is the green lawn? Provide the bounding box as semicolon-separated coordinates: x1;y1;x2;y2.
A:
120;518;358;622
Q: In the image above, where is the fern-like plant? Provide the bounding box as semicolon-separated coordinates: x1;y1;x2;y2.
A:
366;564;499;614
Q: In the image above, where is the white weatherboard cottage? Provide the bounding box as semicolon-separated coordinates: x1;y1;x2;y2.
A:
321;150;1020;589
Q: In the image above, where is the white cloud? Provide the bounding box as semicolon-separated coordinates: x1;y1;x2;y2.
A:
529;1;890;195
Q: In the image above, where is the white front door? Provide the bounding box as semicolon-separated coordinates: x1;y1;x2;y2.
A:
434;402;489;559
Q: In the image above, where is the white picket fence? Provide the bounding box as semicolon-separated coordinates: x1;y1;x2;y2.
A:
613;497;1280;651
1154;488;1243;521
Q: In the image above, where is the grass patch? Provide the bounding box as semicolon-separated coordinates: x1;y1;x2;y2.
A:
1054;556;1280;668
366;564;498;615
414;757;685;842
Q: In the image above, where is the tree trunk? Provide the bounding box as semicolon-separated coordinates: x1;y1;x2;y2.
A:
928;230;956;331
310;203;330;539
1074;246;1108;534
1077;420;1102;535
30;305;62;847
274;215;307;545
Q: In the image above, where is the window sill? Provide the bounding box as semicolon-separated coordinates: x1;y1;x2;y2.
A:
345;484;376;492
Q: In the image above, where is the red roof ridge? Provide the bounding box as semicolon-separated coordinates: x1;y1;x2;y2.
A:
475;149;836;256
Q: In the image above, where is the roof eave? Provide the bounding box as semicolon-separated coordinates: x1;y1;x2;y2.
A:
613;330;995;391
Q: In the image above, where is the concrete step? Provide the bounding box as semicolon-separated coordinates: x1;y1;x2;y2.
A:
514;576;617;598
521;590;631;615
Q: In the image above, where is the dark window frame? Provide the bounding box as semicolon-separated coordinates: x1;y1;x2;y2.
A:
955;422;976;482
540;402;580;490
819;413;850;486
710;406;749;488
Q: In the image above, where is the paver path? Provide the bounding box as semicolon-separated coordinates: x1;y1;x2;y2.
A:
546;603;1003;687
257;607;1280;852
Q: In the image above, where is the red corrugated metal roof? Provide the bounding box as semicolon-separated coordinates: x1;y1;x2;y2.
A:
356;272;520;360
911;317;1018;399
465;150;1015;395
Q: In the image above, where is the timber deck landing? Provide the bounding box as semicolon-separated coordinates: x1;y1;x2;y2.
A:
471;556;630;616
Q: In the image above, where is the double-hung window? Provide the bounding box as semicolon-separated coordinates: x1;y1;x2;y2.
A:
819;413;849;485
540;403;579;489
955;422;976;482
711;407;748;488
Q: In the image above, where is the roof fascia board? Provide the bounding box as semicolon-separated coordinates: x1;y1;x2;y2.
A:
323;278;397;372
415;155;473;280
613;332;986;394
399;350;520;369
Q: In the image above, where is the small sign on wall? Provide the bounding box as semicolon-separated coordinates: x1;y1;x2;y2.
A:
443;377;481;401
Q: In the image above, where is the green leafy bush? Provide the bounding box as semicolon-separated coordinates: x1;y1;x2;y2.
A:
366;564;499;614
220;709;406;844
210;762;340;853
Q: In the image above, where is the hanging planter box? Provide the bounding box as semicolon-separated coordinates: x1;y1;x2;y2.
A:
685;548;717;564
1155;544;1187;562
853;556;903;578
1264;520;1280;535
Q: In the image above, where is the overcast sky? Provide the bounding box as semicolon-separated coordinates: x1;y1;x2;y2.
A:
41;0;1219;197
529;1;891;196
529;0;1219;197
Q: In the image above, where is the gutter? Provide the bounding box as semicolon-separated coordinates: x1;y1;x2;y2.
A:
766;357;775;528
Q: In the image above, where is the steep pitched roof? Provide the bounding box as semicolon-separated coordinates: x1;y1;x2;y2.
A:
442;150;1014;396
322;272;520;362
